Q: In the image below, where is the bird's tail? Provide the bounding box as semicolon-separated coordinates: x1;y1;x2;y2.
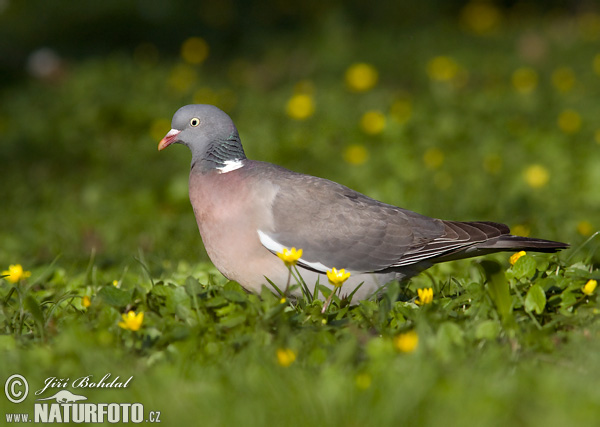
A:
428;221;569;264
474;234;569;253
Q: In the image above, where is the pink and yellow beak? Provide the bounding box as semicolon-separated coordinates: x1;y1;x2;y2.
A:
158;129;181;151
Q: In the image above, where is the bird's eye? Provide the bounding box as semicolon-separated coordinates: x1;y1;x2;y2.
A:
190;118;200;127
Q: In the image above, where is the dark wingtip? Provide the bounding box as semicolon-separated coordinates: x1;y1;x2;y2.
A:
478;235;569;253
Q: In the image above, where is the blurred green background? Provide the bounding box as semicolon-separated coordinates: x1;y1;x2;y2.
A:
1;2;600;426
1;0;599;271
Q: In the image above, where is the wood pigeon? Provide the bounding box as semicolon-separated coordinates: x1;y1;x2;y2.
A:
158;104;568;300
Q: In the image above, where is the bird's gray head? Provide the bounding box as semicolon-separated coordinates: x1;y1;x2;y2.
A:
158;104;246;172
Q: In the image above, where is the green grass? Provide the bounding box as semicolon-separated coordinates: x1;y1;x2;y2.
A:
1;9;600;426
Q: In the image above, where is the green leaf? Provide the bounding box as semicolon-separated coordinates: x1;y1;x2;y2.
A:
525;284;546;315
481;261;513;324
184;276;204;296
219;312;247;328
512;255;537;280
98;285;131;307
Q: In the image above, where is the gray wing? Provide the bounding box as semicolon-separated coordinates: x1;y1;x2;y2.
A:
257;164;508;273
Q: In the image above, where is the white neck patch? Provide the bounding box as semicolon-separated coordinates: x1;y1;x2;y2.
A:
217;159;244;173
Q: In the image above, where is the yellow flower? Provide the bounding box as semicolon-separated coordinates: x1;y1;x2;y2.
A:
509;251;526;265
583;279;598;296
360;110;386;135
286;94;315;120
423;148;444;170
394;330;419;353
390;99;412;124
524;164;549;189
118;311;144;332
460;1;502;35
82;296;91;308
345;63;378;92
2;264;31;284
113;280;120;288
280;297;287;304
416;288;433;305
277;247;303;268
327;268;351;288
427;56;459;82
551;67;576;93
511;224;530;237
577;221;594;237
181;37;209;65
355;373;372;390
343;144;369;165
512;67;538;94
557;109;582;134
276;348;296;367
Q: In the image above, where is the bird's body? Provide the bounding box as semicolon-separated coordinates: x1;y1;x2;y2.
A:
159;104;568;300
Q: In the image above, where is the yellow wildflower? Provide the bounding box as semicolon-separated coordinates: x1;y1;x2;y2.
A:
512;67;538;94
577;221;594;237
427;56;459;82
394;330;419;353
355;373;372;390
511;224;530;237
277;247;303;268
181;37;209;65
551;67;576;93
360;110;386;135
276;348;296;367
118;311;144;332
583;280;598;296
557;109;582;134
416;288;433;305
460;1;502;35
423;148;444;170
2;264;31;284
327;268;351;288
286;94;315;120
524;164;549;189
343;144;369;165
345;63;378;92
113;280;120;288
82;296;91;308
280;297;287;304
509;251;526;266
